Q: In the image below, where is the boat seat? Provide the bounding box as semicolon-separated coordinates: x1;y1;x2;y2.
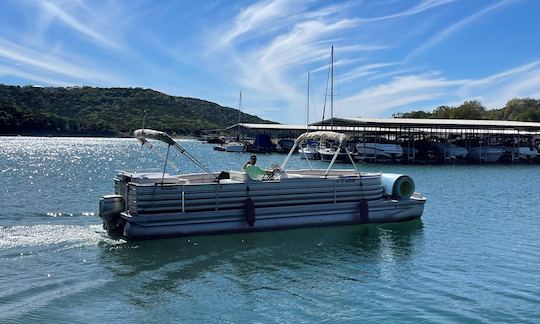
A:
281;172;304;179
129;172;190;185
228;171;253;182
217;179;244;184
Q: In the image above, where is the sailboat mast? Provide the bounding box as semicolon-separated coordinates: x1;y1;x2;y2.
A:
330;45;334;131
237;90;242;141
307;72;310;132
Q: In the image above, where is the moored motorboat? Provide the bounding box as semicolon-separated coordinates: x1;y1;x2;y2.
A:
319;146;350;162
299;140;320;160
355;142;403;161
504;146;539;161
431;140;468;161
224;141;245;152
99;130;426;240
469;146;504;163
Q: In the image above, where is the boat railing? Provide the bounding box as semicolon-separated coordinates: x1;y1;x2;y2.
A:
281;131;358;176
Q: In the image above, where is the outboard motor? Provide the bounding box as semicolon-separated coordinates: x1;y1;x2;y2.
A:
99;195;125;237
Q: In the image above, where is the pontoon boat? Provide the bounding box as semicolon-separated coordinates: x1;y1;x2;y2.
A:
99;130;426;240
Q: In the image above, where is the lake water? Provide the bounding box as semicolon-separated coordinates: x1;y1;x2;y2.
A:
1;137;539;323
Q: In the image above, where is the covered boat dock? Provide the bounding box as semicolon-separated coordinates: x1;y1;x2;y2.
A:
224;118;540;163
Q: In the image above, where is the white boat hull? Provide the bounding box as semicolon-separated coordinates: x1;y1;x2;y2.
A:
469;146;504;163
298;148;319;160
432;143;468;159
225;142;244;152
356;143;403;160
319;148;349;162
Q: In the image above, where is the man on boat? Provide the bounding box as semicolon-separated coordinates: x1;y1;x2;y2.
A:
243;154;258;170
243;155;275;180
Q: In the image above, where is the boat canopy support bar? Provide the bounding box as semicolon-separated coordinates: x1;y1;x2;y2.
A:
134;129;217;180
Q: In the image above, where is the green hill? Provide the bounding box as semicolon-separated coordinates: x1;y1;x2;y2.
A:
0;85;275;136
393;98;540;122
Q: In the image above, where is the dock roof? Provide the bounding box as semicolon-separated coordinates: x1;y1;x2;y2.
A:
311;117;540;131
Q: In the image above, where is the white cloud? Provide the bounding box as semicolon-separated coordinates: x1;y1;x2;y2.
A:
0;64;72;86
37;0;122;50
341;60;540;117
215;0;297;48
406;0;514;60
0;37;125;84
341;73;465;116
339;62;399;83
358;0;456;23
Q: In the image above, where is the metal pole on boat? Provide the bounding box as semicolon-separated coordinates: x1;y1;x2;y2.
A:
307;71;310;132
141;109;146;130
280;141;299;171
161;144;171;185
330;45;334;132
303;149;314;170
345;147;359;174
324;138;342;177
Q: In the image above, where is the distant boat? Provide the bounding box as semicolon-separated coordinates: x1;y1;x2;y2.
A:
469;146;504;163
278;139;295;153
356;141;403;160
248;134;275;153
224;91;246;153
317;46;348;162
504;145;539;161
298;72;320;160
224;141;245;152
319;146;350;162
299;140;320;160
430;139;468;160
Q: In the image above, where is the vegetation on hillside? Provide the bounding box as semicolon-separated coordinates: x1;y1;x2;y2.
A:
393;98;540;122
0;85;274;136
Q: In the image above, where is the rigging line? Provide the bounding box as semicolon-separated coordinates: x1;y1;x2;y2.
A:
321;47;333;127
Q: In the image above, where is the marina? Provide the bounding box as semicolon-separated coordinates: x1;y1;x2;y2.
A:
211;118;540;164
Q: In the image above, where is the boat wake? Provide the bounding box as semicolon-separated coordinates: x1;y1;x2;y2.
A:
0;224;118;258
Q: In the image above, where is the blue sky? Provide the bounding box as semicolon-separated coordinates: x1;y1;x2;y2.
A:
1;0;540;124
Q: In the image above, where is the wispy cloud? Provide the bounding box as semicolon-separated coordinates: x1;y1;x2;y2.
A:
339;62;399;83
341;72;466;115
406;0;514;60
204;0;468;122
35;0;124;51
341;59;540;116
0;0;538;123
0;37;124;84
358;0;456;23
0;64;71;86
214;0;297;48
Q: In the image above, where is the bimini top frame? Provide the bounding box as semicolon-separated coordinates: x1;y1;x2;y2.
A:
133;129;217;179
280;131;357;176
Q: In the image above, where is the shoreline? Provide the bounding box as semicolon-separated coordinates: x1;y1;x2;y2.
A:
0;133;200;140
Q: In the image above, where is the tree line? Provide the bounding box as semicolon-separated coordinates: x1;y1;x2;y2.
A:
393;98;540;122
0;85;274;136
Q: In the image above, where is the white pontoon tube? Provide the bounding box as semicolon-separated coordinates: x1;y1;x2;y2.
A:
280;131;356;176
133;129;216;179
381;173;415;199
